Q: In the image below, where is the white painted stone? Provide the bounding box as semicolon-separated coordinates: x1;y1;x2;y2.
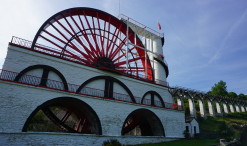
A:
145;35;167;82
229;104;235;113
0;79;185;137
235;105;240;112
188;98;196;118
185;119;200;137
216;102;223;116
3;45;173;103
241;106;245;112
223;103;229;113
0;44;186;145
177;98;184;107
0;132;178;146
207;100;215;117
199;100;206;118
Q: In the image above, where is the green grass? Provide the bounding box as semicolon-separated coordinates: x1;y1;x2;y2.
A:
198;112;247;138
133;139;218;146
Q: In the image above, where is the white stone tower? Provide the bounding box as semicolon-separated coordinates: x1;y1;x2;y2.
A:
120;14;168;85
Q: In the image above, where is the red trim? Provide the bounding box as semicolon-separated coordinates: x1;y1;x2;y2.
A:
0;69;182;111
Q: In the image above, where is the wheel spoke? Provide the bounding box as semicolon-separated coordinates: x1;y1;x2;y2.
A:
61;111;72;123
43;30;93;61
108;25;122;59
105;17;112;58
69;16;98;60
106;27;117;58
112;46;135;62
96;13;105;57
32;8;154;80
110;37;128;60
83;12;101;58
78;15;100;58
115;56;145;66
49;22;95;61
102;20;107;57
63;16;99;59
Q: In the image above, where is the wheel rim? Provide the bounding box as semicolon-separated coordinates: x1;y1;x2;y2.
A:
32;7;153;80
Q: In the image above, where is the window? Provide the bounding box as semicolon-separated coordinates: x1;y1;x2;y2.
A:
186;126;189;132
194;126;197;134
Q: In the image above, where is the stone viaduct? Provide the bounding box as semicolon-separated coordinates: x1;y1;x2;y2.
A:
169;87;247;119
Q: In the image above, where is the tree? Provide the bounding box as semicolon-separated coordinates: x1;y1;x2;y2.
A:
238;93;247;100
210;80;228;96
227;92;238;98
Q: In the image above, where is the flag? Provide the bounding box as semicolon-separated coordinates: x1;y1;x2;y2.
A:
158;22;161;30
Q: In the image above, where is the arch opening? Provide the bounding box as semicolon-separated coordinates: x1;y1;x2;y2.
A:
141;91;165;107
121;109;165;136
14;65;68;90
23;97;102;135
76;75;136;103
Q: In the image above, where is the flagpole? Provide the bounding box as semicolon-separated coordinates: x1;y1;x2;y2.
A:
119;0;121;15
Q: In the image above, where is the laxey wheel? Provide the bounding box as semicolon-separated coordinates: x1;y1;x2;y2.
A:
31;7;153;80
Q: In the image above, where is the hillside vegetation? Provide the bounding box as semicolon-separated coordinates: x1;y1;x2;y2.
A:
198;112;247;140
133;112;247;146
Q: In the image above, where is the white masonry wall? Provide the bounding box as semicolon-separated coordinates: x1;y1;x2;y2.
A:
145;36;167;82
0;80;185;138
0;45;185;145
3;45;173;103
0;133;178;146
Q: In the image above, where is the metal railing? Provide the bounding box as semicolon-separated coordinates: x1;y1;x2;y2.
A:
10;36;169;87
119;14;164;38
0;69;183;111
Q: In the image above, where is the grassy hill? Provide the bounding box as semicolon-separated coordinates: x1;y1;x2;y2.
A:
132;112;247;146
198;112;247;139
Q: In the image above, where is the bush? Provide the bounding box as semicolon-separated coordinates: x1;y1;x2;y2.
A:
240;126;247;146
219;122;235;142
194;133;200;139
102;139;122;146
183;130;190;138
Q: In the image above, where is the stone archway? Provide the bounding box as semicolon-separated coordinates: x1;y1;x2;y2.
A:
22;97;102;135
121;108;165;136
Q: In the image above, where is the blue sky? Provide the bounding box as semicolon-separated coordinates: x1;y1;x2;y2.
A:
0;0;246;94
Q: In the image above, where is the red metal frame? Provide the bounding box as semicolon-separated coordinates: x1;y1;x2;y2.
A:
10;36;169;87
31;7;154;80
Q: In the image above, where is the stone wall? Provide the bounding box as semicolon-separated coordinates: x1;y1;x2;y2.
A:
0;44;185;145
0;132;178;146
0;81;185;137
3;45;173;103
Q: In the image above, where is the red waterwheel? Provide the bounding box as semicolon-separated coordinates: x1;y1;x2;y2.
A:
31;7;153;80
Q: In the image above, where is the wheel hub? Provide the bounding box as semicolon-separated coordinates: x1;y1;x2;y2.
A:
94;57;116;70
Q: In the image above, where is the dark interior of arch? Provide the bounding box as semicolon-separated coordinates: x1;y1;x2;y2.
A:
22;97;102;135
121;109;165;136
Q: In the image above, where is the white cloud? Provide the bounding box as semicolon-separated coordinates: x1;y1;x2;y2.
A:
208;8;247;64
